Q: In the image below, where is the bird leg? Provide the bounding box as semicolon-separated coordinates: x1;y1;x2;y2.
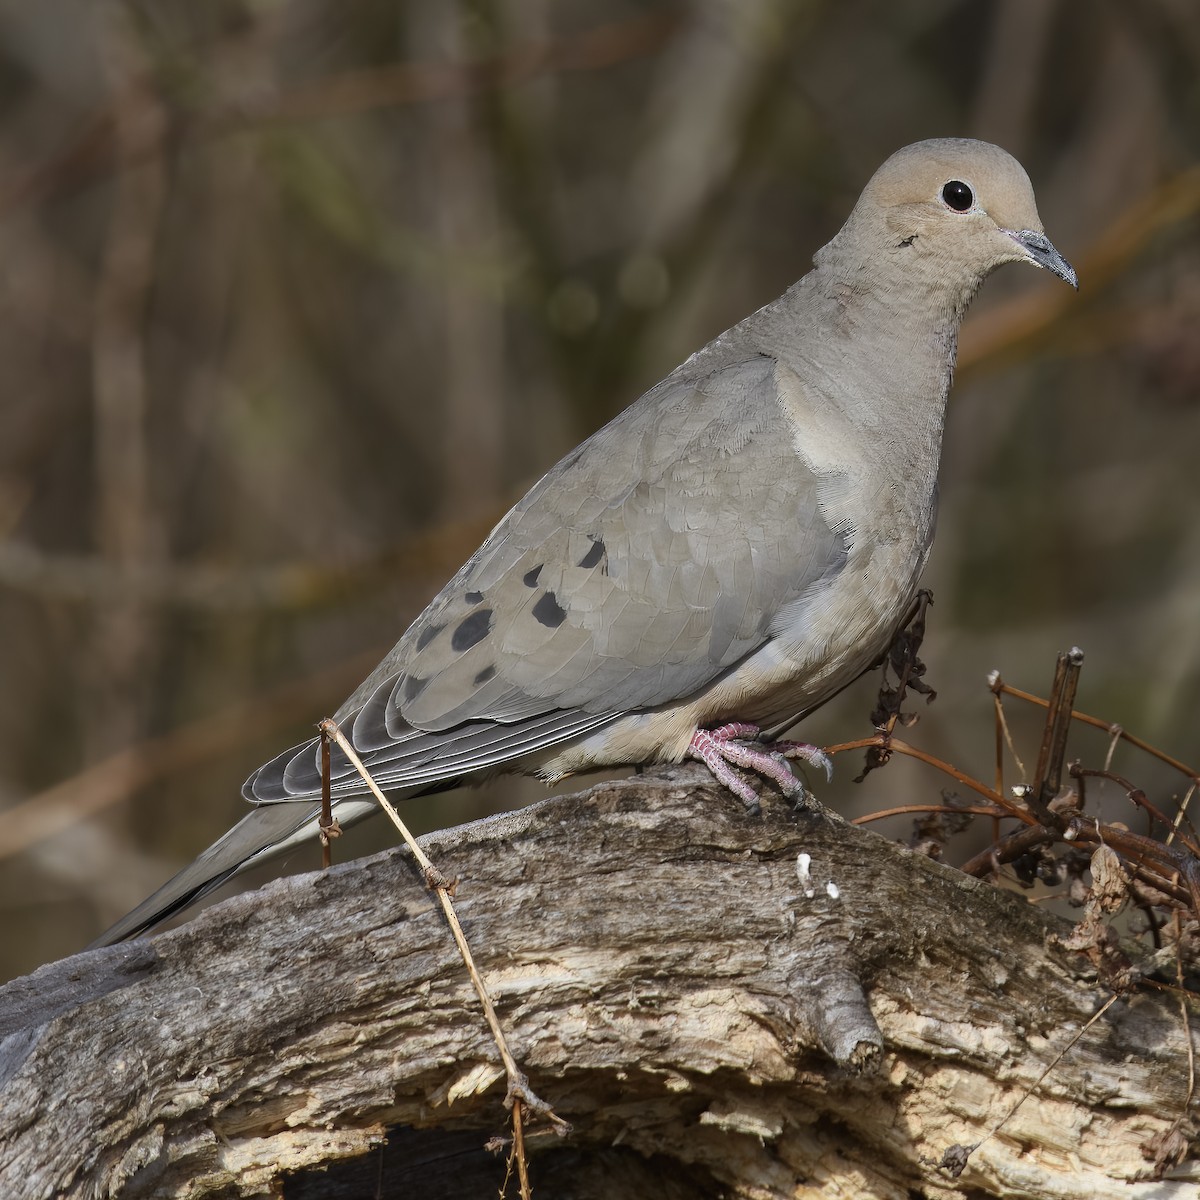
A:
687;722;833;814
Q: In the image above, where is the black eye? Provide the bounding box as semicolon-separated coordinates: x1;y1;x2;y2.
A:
941;180;974;212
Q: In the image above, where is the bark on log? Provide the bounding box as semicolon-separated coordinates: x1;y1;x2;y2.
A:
1;764;1196;1199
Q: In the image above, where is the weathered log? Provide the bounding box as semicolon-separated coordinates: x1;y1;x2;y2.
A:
1;764;1195;1199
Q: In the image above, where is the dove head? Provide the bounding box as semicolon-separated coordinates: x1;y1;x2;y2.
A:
817;138;1076;303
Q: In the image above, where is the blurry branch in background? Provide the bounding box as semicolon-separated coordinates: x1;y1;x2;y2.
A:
469;0;832;423
968;0;1055;151
4;0;1194;403
217;7;684;127
0;509;498;611
0;9;685;219
82;11;168;766
959;164;1200;376
581;2;826;415
0;648;386;866
0;507;506;867
426;3;506;514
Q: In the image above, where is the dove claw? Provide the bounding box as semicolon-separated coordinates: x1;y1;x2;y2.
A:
687;724;832;811
772;742;834;782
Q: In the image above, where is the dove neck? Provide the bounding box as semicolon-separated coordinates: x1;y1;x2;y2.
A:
756;262;968;448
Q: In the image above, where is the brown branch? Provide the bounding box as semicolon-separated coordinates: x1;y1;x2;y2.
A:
851;803;1009;826
826;734;1031;820
1030;647;1084;816
1072;766;1200;857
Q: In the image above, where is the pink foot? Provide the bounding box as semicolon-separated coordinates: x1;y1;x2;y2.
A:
687;722;833;812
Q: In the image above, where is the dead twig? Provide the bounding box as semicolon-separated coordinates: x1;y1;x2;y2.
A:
317;715;570;1182
851;591;936;782
989;671;1200;787
318;729;337;870
928;994;1123;1180
1028;647;1085;823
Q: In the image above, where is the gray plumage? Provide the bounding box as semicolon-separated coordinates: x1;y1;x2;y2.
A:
91;138;1076;947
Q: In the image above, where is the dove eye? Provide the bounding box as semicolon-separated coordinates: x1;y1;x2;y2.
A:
941;180;974;212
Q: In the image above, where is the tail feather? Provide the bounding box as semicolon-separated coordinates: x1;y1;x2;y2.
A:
90;693;621;946
87;797;379;948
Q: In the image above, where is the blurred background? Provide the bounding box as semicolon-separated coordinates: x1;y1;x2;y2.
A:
1;0;1198;979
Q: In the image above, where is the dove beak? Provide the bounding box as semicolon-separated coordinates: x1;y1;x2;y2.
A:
1005;228;1078;289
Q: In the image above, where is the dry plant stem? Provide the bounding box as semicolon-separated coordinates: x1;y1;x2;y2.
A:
1169;783;1199;850
1067;765;1200;909
1103;727;1121;772
990;676;1200;786
994;691;1004;801
832;730;1198;907
827;735;1031;820
316;718;567;1133
1110;832;1200;913
993;691;1012;849
319;732;333;870
851;803;1008;826
971;811;1197;910
511;1097;532;1200
1028;648;1084;823
959;824;1060;879
1172;912;1197;1131
993;689;1027;782
943;994;1121;1177
1073;766;1200;858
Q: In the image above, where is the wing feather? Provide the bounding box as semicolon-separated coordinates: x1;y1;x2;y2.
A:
248;351;848;805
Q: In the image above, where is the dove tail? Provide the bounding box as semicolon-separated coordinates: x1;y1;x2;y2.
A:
86;795;384;948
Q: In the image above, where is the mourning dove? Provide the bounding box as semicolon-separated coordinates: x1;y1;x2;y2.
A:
91;138;1075;946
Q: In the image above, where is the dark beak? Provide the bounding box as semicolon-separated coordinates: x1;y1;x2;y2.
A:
1006;228;1078;289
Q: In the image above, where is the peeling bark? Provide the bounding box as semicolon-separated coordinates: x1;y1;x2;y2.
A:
1;765;1196;1199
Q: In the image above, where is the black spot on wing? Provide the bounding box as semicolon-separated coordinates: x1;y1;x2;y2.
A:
532;591;566;628
473;664;497;686
577;538;605;569
452;608;493;651
464;590;484;604
415;622;445;651
403;674;428;702
523;565;542;588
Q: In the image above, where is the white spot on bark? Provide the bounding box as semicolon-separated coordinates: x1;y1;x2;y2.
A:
796;852;814;898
